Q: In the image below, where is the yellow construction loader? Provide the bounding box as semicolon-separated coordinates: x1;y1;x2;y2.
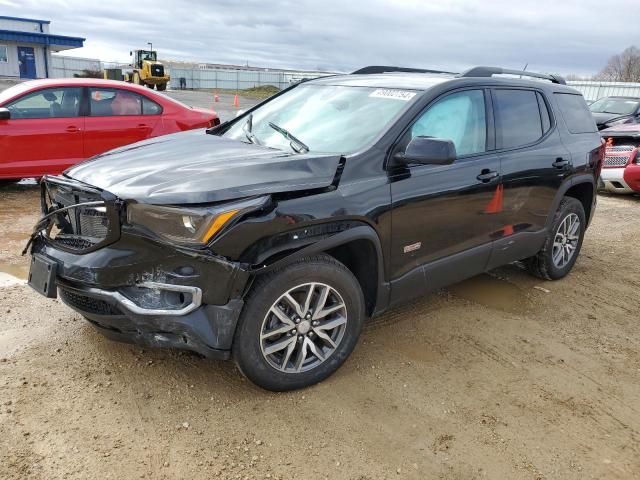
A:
124;49;170;91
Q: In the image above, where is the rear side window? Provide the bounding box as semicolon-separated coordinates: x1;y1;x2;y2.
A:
537;92;551;134
89;88;163;116
554;93;597;134
142;96;162;115
493;89;544;149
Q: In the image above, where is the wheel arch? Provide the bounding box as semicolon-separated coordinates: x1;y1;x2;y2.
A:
547;176;595;229
251;225;388;317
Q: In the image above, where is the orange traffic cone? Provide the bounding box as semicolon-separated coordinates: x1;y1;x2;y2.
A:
233;94;240;108
484;184;503;214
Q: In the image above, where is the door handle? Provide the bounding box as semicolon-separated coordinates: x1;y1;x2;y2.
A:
137;123;149;129
552;158;570;169
477;169;499;182
65;125;80;133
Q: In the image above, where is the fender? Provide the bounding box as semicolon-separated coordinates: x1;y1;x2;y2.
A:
545;174;596;230
251;224;390;315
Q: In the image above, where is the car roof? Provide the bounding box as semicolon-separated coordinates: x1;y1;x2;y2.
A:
11;78;145;88
306;72;579;94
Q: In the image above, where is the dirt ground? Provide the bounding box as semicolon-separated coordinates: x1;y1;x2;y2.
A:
1;182;639;480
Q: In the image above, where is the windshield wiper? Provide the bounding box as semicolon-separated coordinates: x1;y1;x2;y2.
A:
268;122;309;154
243;114;261;145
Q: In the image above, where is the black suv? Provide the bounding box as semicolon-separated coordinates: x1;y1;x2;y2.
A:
26;66;603;391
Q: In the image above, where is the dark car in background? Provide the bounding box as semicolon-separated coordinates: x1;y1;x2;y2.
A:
25;66;602;391
589;95;640;130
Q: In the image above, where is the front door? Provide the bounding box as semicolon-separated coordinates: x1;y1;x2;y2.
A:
0;87;84;178
18;47;37;79
389;88;502;302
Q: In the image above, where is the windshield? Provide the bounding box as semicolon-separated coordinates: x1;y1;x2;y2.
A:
140;50;157;61
0;82;34;105
222;84;419;154
589;97;640;115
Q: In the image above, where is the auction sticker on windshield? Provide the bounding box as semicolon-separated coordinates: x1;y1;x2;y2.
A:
369;89;416;101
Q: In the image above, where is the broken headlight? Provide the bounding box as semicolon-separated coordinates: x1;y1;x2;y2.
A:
126;197;267;246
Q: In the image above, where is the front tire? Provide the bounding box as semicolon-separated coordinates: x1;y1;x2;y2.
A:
156;83;166;91
526;197;586;280
233;254;365;391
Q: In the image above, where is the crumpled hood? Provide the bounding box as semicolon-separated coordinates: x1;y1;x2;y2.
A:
65;130;342;204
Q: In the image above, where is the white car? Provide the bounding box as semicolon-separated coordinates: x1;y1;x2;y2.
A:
600;124;640;194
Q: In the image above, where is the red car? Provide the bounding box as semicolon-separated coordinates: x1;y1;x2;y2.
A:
0;79;219;180
599;124;640;193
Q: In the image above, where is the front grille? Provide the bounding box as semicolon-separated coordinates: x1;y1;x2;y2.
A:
150;64;164;77
54;235;95;250
59;287;123;316
78;207;108;238
39;176;120;254
604;145;635;167
604;155;631;167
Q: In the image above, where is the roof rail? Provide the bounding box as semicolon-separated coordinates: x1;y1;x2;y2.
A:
352;66;455;75
459;66;566;85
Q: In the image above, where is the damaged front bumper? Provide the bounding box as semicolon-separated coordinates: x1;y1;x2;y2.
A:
31;236;249;359
27;176;250;359
57;279;243;360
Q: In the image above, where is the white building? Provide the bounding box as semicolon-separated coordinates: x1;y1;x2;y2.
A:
0;16;84;79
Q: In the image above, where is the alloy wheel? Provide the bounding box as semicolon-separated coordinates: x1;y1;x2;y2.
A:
260;282;347;373
552;213;580;268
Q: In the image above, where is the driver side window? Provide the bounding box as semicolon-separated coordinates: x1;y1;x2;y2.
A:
6;87;82;119
410;90;487;156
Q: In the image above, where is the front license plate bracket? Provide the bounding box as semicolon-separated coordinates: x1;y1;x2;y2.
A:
28;254;58;298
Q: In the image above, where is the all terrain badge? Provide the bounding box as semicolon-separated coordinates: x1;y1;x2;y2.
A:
403;242;422;253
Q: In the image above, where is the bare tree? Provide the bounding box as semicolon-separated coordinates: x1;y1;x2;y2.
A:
595;46;640;82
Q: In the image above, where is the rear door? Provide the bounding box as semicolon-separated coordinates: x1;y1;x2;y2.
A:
493;88;571;237
0;86;84;178
389;88;503;298
83;87;163;157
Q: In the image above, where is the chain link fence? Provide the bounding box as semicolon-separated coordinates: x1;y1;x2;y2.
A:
51;55;102;77
168;67;333;90
566;81;640;102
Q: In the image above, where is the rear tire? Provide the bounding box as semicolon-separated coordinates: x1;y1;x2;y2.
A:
526;197;586;280
156;83;166;91
233;254;365;391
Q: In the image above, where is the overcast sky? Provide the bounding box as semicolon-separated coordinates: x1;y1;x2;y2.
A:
0;0;633;76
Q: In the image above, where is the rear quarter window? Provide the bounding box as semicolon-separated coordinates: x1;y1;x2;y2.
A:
554;93;597;134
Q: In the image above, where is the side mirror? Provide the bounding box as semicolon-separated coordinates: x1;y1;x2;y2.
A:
0;108;10;120
394;137;456;166
129;51;133;56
